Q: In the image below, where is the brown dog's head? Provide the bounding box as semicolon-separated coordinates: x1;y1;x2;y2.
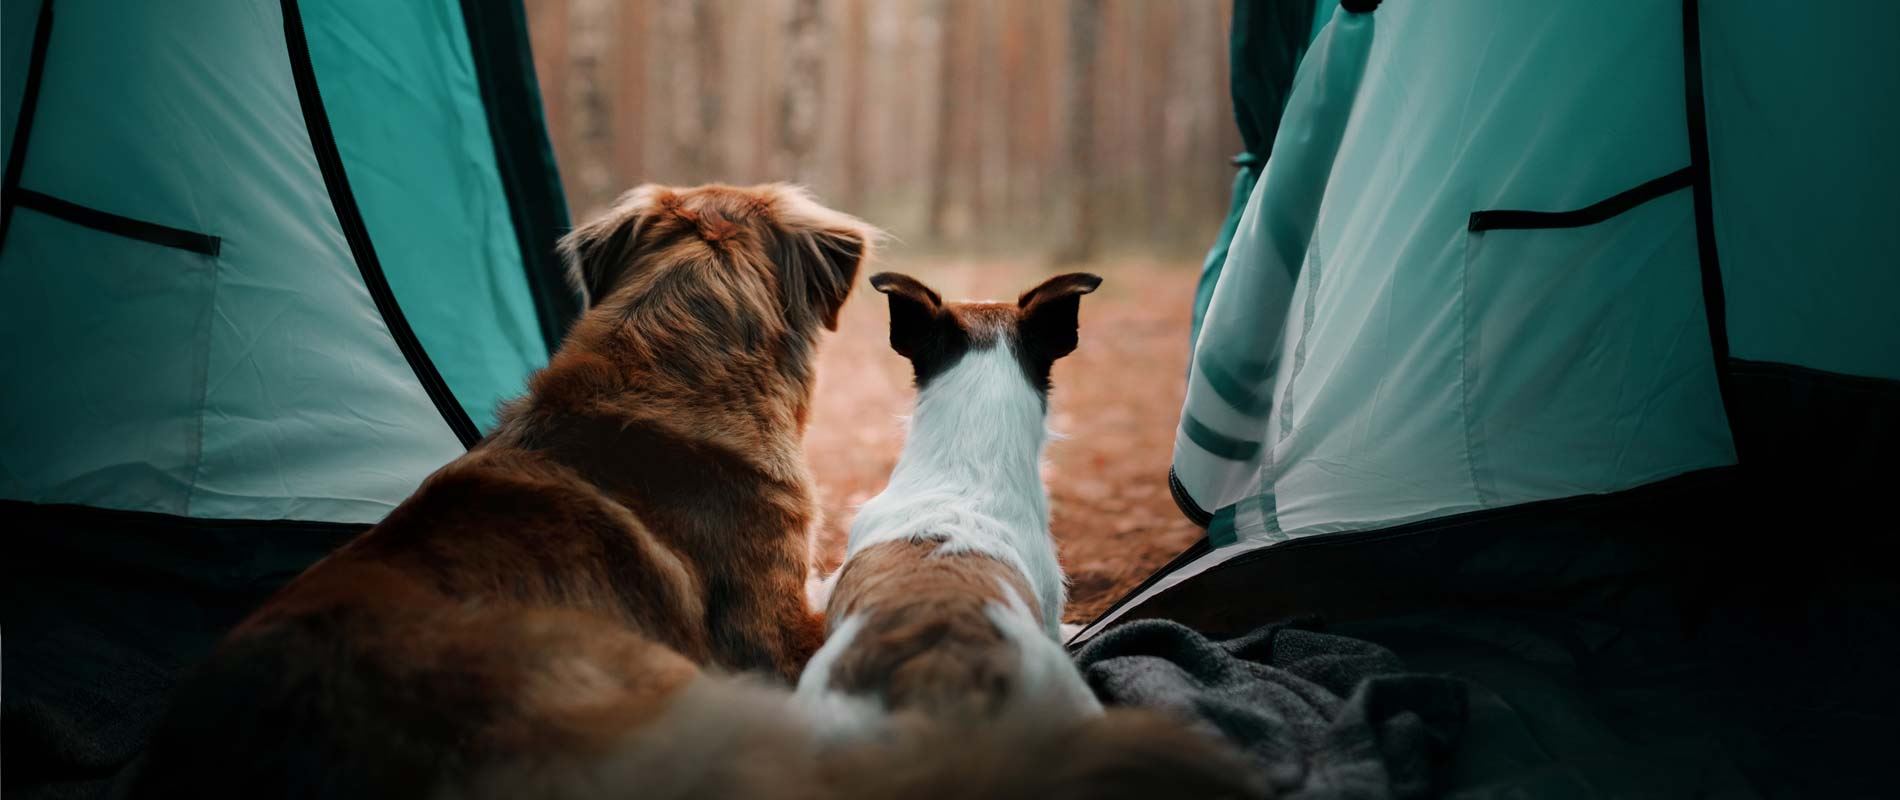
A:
868;272;1102;397
559;184;879;343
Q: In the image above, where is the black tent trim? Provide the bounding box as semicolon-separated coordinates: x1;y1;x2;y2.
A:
458;0;580;354
1169;467;1215;528
1080;466;1739;642
1118;358;1898;641
1066;533;1212;648
3;499;368;605
0;0;54;252
14;189;221;256
2;499;369;537
1467;166;1692;232
280;0;481;450
1192;467;1732;576
1682;0;1738;433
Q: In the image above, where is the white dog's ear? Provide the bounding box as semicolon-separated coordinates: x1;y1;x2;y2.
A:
558;184;669;308
1017;272;1102;362
765;185;880;332
869;272;945;360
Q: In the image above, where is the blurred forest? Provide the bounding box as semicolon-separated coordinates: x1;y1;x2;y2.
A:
524;0;1240;259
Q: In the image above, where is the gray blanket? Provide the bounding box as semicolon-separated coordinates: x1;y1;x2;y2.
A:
1076;620;1465;800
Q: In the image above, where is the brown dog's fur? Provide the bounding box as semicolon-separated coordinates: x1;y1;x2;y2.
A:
123;184;876;799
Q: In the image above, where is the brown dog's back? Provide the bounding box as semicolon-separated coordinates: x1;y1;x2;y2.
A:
124;184;878;799
126;453;710;797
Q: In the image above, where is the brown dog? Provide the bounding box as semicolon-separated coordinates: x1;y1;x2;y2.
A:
123;184;876;799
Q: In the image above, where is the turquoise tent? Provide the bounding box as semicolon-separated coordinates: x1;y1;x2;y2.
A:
1;1;573;794
4;0;1895;796
1082;1;1898;795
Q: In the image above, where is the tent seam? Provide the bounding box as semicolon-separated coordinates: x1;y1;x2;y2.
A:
0;0;54;254
279;0;481;450
1680;0;1738;447
1278;237;1323;442
1461;228;1490;509
183;245;220;518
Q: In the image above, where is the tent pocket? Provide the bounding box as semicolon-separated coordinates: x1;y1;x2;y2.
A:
1460;173;1733;508
0;208;218;513
13;189;220;255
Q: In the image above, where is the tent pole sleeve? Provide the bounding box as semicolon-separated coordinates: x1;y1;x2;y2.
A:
280;0;482;449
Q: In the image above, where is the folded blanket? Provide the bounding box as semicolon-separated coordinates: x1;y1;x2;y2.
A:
1075;619;1466;800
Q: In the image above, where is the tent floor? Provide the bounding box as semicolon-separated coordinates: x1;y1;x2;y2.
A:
1082;467;1898;797
1336;580;1895;798
7;460;1894;797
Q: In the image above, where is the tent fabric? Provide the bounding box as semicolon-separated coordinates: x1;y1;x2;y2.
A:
2;1;569;795
1088;4;1900;792
1701;1;1900;381
456;0;581;354
1076;463;1898;797
0;0;49;225
1108;0;1896;647
0;0;573;523
305;0;552;430
1170;0;1867;546
0;0;462;523
1189;0;1319;348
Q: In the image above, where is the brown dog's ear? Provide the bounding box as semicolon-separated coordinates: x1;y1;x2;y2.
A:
558;185;669;309
1017;272;1102;362
869;272;946;361
766;185;879;331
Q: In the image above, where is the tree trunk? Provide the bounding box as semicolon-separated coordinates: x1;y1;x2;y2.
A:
566;0;614;214
926;0;960;242
779;0;824;183
612;0;648;193
836;0;870;208
664;0;724;181
1056;0;1100;264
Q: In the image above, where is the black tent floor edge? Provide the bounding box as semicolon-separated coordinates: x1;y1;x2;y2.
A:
280;0;482;449
1;498;370;535
1726;357;1900;390
1682;0;1737;437
1068;535;1212;649
1081;467;1739;641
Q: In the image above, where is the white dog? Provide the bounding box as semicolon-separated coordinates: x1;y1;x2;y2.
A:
798;271;1105;729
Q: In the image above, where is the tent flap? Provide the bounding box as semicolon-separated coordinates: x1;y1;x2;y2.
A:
1174;0;1738;543
302;0;556;431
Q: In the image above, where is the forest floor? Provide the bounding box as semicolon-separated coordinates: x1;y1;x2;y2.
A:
805;255;1205;624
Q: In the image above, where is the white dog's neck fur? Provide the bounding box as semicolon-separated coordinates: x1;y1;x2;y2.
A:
844;338;1066;636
